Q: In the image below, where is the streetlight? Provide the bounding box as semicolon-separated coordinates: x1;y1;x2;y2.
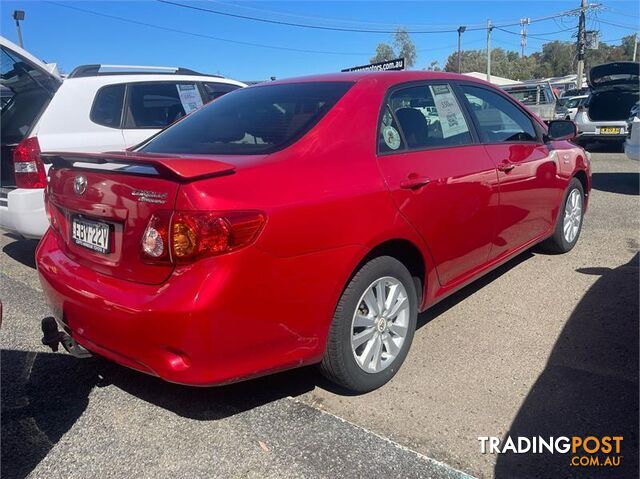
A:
13;10;25;48
457;26;466;73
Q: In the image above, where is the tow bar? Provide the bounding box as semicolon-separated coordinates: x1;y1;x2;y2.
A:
41;317;92;359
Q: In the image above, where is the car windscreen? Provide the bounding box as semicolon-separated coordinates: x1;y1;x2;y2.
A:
504;87;551;105
140;81;353;155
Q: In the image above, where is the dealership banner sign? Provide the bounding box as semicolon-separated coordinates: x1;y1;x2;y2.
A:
342;58;405;72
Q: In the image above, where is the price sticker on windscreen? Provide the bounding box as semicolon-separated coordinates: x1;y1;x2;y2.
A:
176;83;203;114
429;84;469;139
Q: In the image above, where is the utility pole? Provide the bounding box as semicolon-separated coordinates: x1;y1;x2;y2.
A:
13;10;25;48
633;33;638;62
520;18;530;58
575;0;587;91
457;26;466;73
487;20;493;82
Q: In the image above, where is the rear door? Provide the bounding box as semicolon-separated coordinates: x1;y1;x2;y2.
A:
121;81;206;147
0;37;62;186
459;83;562;258
376;82;500;286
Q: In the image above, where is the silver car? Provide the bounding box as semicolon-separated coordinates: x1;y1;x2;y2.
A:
501;82;556;122
575;62;639;146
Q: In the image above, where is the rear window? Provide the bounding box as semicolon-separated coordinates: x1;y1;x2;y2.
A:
126;82;204;129
202;82;241;102
1;46;59;144
504;86;552;105
141;82;353;155
91;84;125;128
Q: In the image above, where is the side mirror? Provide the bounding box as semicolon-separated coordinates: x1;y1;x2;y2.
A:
547;120;577;141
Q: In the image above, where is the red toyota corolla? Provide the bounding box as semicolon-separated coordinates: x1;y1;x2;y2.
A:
36;71;591;392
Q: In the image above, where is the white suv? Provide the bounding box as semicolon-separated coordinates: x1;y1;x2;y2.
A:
0;36;245;238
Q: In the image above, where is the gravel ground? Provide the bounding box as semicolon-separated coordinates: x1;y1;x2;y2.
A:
1;150;638;478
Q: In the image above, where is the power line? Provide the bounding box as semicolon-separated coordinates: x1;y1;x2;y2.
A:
157;0;582;34
45;1;369;56
596;18;640;31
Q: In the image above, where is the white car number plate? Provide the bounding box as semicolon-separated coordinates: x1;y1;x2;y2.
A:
72;217;110;254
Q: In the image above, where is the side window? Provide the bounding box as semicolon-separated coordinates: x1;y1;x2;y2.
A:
202;82;241;102
382;83;472;152
91;84;125;128
126;82;204;129
461;85;538;143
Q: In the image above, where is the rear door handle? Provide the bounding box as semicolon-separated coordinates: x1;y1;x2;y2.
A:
497;161;516;172
400;175;431;190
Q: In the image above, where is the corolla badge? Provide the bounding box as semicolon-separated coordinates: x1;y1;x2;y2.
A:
73;175;87;195
132;189;168;204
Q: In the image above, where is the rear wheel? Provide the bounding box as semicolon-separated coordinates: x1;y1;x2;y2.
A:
320;256;418;392
541;178;584;253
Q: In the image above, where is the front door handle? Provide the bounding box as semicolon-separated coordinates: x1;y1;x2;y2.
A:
400;175;431;190
497;161;516;172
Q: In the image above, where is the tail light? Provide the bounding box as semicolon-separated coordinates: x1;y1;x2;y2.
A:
13;137;46;189
141;211;265;263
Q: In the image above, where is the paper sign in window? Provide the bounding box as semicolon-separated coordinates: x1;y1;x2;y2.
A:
429;85;469;138
176;84;203;114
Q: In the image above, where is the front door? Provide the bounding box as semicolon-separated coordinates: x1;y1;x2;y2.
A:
459;84;562;258
376;82;500;287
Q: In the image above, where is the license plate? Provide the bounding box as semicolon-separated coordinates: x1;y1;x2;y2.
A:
599;127;622;135
71;217;110;254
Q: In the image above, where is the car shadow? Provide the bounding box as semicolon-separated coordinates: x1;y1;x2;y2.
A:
494;253;639;479
591;172;639;196
1;235;39;269
583;142;624;154
1;350;101;479
1;347;324;478
417;250;534;329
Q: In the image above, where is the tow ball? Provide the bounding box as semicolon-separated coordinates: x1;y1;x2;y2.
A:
41;317;92;359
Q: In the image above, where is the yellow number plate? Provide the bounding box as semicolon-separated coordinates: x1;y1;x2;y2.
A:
600;127;621;135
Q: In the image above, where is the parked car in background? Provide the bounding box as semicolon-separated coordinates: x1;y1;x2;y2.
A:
501;82;556;121
574;62;640;147
625;102;640;161
0;36;245;238
555;95;588;120
37;71;590;393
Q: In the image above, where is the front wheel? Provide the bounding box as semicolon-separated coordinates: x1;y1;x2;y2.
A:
320;256;418;393
541;178;585;253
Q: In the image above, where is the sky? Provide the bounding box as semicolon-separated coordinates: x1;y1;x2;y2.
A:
1;0;638;81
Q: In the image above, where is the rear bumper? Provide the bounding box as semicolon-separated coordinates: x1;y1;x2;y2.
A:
36;230;363;385
576;120;628;142
0;187;48;238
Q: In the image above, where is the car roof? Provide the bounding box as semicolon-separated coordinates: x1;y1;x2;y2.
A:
263;71;493;88
62;74;246;88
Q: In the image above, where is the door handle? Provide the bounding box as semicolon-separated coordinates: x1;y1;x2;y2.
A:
497;161;516;172
400;175;431;190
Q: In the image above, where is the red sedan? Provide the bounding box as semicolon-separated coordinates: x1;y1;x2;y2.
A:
36;71;591;392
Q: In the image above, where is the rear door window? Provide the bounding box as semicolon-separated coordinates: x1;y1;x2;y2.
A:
125;82;205;129
381;83;472;152
201;82;241;102
461;85;538;143
141;82;353;155
91;84;125;128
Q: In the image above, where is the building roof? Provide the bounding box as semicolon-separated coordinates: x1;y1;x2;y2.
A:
462;71;518;86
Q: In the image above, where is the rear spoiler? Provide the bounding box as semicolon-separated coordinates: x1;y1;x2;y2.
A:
41;151;235;182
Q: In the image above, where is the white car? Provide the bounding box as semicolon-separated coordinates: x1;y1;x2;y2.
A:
625;104;640;161
574;62;639;147
555;95;588;120
0;36;245;238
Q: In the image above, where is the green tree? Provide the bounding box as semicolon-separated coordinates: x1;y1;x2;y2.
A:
393;28;416;68
370;43;395;64
425;60;441;71
370;28;417;68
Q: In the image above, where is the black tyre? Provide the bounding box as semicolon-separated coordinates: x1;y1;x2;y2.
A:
320;256;418;393
541;178;585;253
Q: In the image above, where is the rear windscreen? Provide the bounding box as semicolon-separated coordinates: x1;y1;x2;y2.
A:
1;46;59;145
140;82;353;155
